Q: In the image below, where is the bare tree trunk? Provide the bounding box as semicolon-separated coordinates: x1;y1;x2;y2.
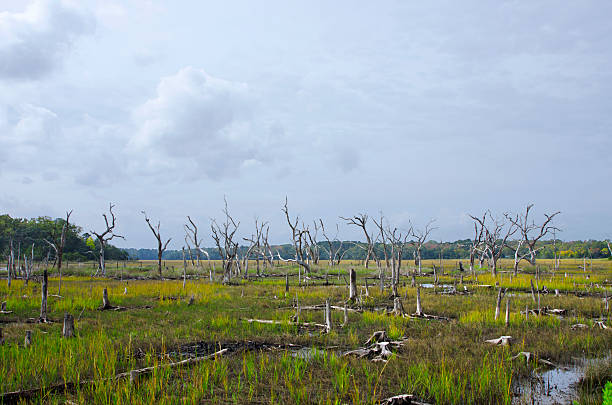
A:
325;299;332;333
182;247;187;289
415;285;423;316
494;288;506;321
39;269;48;322
24;330;32;347
505;299;510;327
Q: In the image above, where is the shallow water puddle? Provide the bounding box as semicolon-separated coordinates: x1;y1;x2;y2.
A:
513;356;609;404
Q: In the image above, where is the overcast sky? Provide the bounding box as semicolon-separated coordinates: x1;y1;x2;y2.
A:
1;0;610;248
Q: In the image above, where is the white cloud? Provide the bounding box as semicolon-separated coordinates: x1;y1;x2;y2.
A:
129;67;275;180
0;0;95;80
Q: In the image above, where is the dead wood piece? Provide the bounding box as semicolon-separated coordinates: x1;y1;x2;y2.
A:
0;300;12;314
593;321;608;329
485;335;512;346
511;351;532;363
62;313;75;338
571;323;589;330
24;330;32;347
380;394;431;405
365;330;387;345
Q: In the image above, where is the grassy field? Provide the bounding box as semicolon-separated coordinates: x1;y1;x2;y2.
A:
0;259;610;404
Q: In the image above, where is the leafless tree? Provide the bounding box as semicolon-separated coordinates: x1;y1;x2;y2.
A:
184;216;203;268
281;197;311;274
469;211;517;276
506;204;560;274
373;213;390;270
607;240;612;260
341;214;374;268
386;225;410;296
91;203;123;276
410;219;436;275
142;211;171;279
320;220;345;267
44;210;72;294
211;198;240;283
305;221;321;266
468;214;485;276
242;218;268;278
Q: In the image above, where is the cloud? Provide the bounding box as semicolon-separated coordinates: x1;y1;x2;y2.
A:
129;67;275;179
0;0;95;80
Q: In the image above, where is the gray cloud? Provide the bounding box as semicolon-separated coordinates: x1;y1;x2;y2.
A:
128;67;277;180
0;0;94;80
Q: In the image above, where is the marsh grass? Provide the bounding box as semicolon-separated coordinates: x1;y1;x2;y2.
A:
0;259;610;404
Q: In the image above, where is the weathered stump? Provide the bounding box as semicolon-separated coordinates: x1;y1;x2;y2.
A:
63;313;75;338
24;330;32;347
1;301;6;312
349;268;357;301
285;273;289;292
102;287;111;309
494;288;506;321
393;297;404;316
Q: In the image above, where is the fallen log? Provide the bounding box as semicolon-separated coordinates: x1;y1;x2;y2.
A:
484;335;512;346
0;348;228;403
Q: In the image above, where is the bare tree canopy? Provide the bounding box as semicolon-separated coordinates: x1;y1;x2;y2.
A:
142;211;171;279
91;204;123;276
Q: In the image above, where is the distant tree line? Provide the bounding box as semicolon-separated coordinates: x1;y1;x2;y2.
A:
124;239;611;261
1;213;610;265
0;214;128;263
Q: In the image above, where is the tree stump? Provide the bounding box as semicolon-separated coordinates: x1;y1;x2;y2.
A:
349;268;357;301
102;287;111;309
1;301;6;312
285;273;289;292
393;297;405;316
24;330;32;347
63;313;75;338
0;327;3;345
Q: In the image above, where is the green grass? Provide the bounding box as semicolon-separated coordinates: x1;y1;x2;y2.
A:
0;259;610;404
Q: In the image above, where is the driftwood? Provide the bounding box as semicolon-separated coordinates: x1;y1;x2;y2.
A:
343;337;405;363
242;318;327;329
570;323;589;330
520;307;565;317
485;335;512;346
380;394;431;405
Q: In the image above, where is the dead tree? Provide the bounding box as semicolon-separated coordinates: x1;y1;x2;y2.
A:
607;240;612;260
305;221;321;266
142;211;172;279
320;220;344;267
242;219;267;278
410;219;436;275
91;204;123;276
469;215;485;276
470;211;517;276
44;210;72;294
373;212;391;270
507;204;560;274
341;214;374;268
386;226;410;297
22;243;34;286
281;198;311;274
211;198;240;284
39;269;48;323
